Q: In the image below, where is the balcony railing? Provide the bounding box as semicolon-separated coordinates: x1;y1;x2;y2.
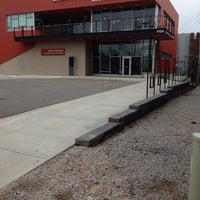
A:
14;16;175;41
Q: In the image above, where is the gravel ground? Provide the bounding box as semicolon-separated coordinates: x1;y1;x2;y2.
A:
0;86;200;200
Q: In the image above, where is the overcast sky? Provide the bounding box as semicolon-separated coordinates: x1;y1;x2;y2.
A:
170;0;200;33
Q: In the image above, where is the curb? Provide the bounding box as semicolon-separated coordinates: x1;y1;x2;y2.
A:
129;93;168;117
75;122;124;147
75;81;195;147
109;109;138;125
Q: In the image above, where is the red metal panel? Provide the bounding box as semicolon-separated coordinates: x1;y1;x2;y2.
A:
1;0;156;14
155;0;179;72
0;0;178;70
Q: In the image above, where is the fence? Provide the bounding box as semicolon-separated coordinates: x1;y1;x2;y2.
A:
146;65;190;98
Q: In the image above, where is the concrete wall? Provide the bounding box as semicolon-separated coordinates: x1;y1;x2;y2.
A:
0;41;89;76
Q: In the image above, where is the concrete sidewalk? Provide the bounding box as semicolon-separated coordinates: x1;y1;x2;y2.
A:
0;77;152;189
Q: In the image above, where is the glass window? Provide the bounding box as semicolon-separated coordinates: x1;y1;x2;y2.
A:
101;11;110;32
135;42;142;56
163;12;174;33
112;10;121;20
101;56;110;73
6;16;11;31
122;10;132;19
93;43;100;56
19;14;26;26
92;7;158;32
6;13;34;31
122;10;133;30
145;7;155;17
111;44;120;56
133;7;144;30
101;44;110;56
11;15;18;20
102;12;110;21
111;57;120;74
144;7;155;28
123;19;132;30
131;57;142;75
134;18;144;29
96;21;101;32
84;22;91;33
111;10;121;31
122;43;132;56
93;12;101;21
12;18;19;30
100;43;110;73
133;7;144;18
93;57;100;74
102;20;110;32
91;6;157;33
74;23;84;33
93;12;101;32
93;41;150;75
141;40;153;72
26;14;34;28
26;13;33;18
111;20;121;31
92;21;101;32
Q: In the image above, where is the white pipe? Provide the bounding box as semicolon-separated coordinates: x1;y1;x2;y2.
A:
189;133;200;200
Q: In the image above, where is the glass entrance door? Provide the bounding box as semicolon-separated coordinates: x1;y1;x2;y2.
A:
122;56;131;75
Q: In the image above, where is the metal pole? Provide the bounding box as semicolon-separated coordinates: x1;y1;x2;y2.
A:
153;74;155;95
146;37;152;98
172;58;176;85
22;26;24;37
14;27;16;38
164;59;167;90
146;72;149;99
167;60;170;86
153;41;156;95
159;67;162;92
189;133;200;200
31;26;33;37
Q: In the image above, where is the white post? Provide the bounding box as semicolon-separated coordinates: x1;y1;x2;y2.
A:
189;133;200;200
90;11;93;33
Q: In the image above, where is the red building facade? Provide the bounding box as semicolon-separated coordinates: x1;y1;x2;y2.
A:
0;0;178;76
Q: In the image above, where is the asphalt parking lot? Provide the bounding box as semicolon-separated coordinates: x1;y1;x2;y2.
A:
0;78;138;118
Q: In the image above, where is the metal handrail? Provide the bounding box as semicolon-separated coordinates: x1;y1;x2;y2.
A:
14;16;175;38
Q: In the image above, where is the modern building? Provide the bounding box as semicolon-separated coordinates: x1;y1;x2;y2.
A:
0;0;178;76
177;33;200;81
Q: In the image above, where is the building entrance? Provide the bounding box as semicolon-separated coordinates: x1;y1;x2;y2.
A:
93;40;153;76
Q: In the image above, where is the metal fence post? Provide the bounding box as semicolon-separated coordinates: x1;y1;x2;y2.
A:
146;37;152;99
189;133;200;200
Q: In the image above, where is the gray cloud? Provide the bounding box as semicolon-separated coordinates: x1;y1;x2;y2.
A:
170;0;200;32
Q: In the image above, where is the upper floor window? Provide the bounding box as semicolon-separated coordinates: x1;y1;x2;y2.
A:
163;12;175;34
92;5;156;33
7;13;34;31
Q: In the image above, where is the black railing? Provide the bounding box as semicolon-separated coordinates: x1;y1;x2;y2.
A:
14;16;175;39
146;66;190;98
